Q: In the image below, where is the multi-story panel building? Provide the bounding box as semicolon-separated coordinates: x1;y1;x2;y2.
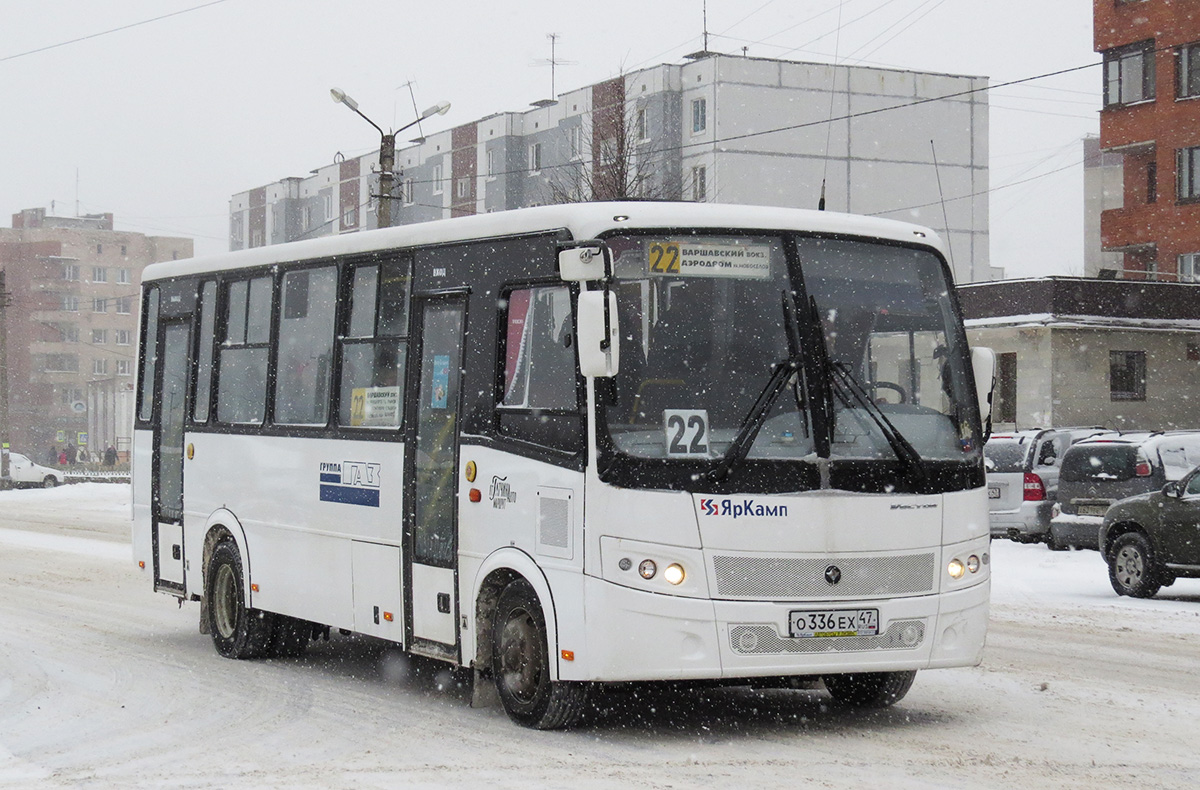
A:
0;208;192;457
1095;0;1200;281
232;53;993;282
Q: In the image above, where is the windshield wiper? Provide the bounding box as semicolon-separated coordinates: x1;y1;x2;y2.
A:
704;357;803;483
828;360;927;486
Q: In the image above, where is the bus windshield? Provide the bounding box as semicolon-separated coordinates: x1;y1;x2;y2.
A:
600;233;978;486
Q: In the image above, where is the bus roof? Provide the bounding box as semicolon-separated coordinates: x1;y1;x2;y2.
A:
143;201;946;283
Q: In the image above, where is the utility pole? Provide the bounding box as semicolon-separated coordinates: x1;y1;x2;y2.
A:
0;269;10;482
378;131;396;229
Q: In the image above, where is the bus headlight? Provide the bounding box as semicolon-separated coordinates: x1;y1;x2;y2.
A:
663;563;686;585
638;559;657;579
947;558;966;579
967;555;981;573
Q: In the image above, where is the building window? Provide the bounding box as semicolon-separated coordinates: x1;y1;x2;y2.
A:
60;387;83;405
116;296;132;315
1104;40;1155;107
692;98;707;133
93;358;108;376
117;268;130;284
92;266;107;283
115;329;132;345
529;143;542;173
343;205;357;227
61;325;80;343
1180;252;1200;283
486;149;496;178
120;245;127;256
92;329;107;344
432;164;443;194
995;352;1017;424
92;297;107;313
1178;42;1200;99
569;126;582;159
45;354;78;373
60;295;79;312
1147;161;1157;203
117;360;132;376
96;244;103;254
692;165;707;201
62;264;79;281
456;177;470;198
1178;146;1200;201
636;107;648;140
1110;350;1147;401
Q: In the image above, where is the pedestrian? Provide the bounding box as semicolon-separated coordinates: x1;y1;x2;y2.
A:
65;443;76;466
104;445;118;467
76;446;88;465
48;446;58;466
58;448;68;465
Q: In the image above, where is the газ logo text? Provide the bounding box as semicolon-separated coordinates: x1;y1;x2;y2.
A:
700;498;789;518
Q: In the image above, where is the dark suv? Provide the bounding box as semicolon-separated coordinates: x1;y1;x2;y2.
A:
1051;432;1200;550
1100;464;1200;598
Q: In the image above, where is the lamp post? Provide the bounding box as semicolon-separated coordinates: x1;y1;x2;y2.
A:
330;88;451;229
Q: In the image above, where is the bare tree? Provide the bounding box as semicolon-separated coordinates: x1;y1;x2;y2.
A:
548;76;679;203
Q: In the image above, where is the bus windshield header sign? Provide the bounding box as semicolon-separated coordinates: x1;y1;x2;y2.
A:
646;240;772;279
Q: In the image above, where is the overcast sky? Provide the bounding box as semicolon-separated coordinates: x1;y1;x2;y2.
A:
0;0;1100;278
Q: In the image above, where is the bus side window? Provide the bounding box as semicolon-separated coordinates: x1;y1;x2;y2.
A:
217;276;273;424
337;257;410;428
192;280;217;423
274;266;337;425
497;285;582;454
137;286;160;423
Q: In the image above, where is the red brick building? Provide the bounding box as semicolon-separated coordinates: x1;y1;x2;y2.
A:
1096;0;1200;280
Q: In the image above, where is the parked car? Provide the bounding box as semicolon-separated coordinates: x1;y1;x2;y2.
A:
1050;431;1200;550
4;452;64;488
1100;464;1200;598
984;427;1110;543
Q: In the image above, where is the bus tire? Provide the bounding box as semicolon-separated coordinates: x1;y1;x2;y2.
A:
823;670;917;708
267;615;312;658
206;540;275;659
491;578;588;729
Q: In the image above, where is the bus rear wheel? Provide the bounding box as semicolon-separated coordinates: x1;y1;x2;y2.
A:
491;578;588;729
206;540;275;659
823;670;917;708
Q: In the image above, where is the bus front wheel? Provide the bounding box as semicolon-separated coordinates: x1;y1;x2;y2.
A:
206;540;275;659
823;670;916;708
491;578;588;729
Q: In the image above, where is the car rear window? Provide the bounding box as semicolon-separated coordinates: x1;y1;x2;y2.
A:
1061;444;1136;482
984;441;1028;472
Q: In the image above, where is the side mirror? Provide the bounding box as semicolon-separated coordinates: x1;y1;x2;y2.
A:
558;242;607;282
577;290;620;377
970;346;996;433
1164;481;1181;498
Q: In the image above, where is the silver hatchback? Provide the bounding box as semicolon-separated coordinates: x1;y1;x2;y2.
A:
985;428;1110;543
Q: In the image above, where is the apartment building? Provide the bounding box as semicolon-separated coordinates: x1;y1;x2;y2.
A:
1095;0;1200;280
232;53;995;283
0;208;192;456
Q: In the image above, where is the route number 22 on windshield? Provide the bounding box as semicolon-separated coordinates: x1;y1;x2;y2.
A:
648;242;681;274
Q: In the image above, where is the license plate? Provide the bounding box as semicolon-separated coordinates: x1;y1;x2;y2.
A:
988;485;1001;499
1078;505;1108;517
789;608;879;638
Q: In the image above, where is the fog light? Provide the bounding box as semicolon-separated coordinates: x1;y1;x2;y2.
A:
638;559;657;579
967;555;981;573
948;558;965;579
664;563;685;585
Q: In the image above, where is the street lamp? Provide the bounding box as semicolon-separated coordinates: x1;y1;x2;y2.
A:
330;88;451;229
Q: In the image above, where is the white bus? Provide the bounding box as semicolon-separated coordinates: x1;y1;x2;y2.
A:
132;202;995;728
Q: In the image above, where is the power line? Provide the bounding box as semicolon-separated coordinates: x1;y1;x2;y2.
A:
0;0;231;64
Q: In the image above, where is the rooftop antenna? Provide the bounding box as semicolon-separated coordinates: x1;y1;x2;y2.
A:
819;1;845;211
531;33;574;107
703;0;709;53
931;139;956;269
685;1;718;59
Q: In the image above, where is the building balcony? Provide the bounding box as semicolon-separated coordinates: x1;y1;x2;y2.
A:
1101;205;1158;253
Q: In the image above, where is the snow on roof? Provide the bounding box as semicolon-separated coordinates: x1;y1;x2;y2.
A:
143;202;945;282
965;313;1200;332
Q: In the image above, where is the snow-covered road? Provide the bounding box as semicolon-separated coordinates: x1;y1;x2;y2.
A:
1;484;1198;789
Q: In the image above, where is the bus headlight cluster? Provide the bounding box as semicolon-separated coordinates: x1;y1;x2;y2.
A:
947;554;984;580
623;558;687;585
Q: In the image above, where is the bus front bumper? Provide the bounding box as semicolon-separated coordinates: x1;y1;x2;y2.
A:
563;575;989;683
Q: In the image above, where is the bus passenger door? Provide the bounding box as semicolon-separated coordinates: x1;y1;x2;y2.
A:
404;295;466;660
152;319;191;595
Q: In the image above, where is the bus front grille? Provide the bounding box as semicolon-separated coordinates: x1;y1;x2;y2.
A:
712;553;936;598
